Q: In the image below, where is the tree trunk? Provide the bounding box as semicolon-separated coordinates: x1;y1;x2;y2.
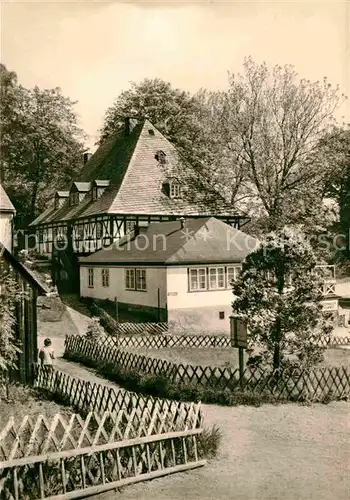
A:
273;340;281;371
30;181;40;220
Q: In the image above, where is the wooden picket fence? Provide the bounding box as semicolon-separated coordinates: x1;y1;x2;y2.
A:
117;322;169;336
114;333;232;349
65;335;350;402
0;411;205;499
108;333;350;350
35;367;203;434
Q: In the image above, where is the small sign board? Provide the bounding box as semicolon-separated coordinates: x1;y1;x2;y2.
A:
230;315;248;349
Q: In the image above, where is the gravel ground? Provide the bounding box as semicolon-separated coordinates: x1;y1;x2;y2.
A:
90;401;349;500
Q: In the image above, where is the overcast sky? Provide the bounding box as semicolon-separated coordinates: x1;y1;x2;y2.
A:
2;0;349;147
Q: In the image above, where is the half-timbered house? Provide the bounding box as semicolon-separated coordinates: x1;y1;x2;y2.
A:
29;117;248;291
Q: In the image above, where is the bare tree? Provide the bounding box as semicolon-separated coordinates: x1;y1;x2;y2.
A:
221;57;345;231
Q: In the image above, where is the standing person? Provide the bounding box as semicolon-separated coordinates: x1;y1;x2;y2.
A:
38;338;55;371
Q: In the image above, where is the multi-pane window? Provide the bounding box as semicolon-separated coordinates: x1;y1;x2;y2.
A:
88;268;94;288
170;182;181;199
209;267;225;290
101;269;109;287
227;266;242;287
135;269;147;291
189;268;207;291
125;269;135;290
125;268;147;291
188;265;242;292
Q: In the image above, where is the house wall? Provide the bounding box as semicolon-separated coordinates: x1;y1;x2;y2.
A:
0;212;13;250
80;265;167;310
166;266;235;333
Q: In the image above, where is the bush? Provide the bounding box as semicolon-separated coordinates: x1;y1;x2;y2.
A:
197;425;222;459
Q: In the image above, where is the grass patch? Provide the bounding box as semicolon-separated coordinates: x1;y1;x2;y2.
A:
132;346;350;369
0;383;72;426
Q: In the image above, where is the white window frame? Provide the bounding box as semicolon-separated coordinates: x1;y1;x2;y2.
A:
88;268;94;288
125;269;136;290
101;268;109;288
169;182;181;199
189;268;207;292
135;269;147;291
208;267;225;290
226;265;241;288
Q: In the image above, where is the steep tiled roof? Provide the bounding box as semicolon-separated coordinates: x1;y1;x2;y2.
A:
30;119;242;227
0;184;15;213
79;217;259;265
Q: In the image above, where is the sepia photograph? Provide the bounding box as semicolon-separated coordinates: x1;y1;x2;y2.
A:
0;1;349;499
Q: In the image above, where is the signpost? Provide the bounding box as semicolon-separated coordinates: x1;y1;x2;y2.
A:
230;315;247;385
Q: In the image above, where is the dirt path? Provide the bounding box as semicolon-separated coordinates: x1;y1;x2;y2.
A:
89;401;349;500
55;357;122;391
51;358;349;500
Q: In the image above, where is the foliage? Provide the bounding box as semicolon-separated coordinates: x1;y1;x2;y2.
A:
0;64;85;222
85;317;105;341
232;226;333;370
0;261;23;378
100;60;345;232
64;352;282;406
196;425;222;459
83;299;119;335
100;77;200;146
317;126;350;264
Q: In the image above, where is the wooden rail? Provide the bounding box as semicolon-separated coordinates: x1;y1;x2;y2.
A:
0;413;205;500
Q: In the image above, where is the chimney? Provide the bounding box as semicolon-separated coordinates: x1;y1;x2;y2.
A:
179;217;185;229
125;117;130;136
83;152;92;165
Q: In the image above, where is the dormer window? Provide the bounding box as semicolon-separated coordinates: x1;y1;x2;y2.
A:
91;180;110;201
169;180;181;199
155;150;166;165
162;177;182;199
55;191;69;210
70;192;79;206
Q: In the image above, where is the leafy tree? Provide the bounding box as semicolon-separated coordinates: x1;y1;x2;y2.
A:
101;78;248;210
232;227;333;371
100;63;345;230
0;261;22;393
318;127;350;263
220;57;345;232
101;78;199;145
0;64;85;222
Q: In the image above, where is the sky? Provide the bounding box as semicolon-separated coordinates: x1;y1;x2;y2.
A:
1;0;349;148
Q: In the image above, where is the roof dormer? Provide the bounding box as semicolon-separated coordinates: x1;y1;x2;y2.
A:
69;182;91;206
162;177;182;199
155;150;167;165
91;180;110;201
54;191;69;210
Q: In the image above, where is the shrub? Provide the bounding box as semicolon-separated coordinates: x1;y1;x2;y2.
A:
197;425;222;459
